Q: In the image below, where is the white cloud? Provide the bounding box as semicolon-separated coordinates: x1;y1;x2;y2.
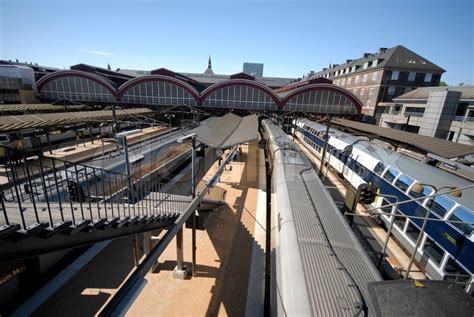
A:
81;49;113;56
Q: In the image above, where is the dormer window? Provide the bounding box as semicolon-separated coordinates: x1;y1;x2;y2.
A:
372;59;378;67
363;62;369;69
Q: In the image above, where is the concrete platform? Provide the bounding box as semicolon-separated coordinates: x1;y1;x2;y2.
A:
125;140;263;316
24;140;264;316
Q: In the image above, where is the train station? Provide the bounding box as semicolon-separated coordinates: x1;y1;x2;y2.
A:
1;58;474;317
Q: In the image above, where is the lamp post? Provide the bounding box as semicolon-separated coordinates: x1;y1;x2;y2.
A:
377;194;400;269
177;133;197;277
404;183;462;279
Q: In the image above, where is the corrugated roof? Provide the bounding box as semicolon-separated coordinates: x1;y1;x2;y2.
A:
0;104;87;113
116;69;294;88
0;108;153;131
188;113;258;149
263;120;381;316
331;118;474;158
394;85;474;101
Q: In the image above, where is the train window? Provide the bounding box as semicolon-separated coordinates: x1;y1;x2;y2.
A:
423;236;444;266
429;195;455;218
353;162;365;178
394;209;407;229
444;258;470;283
374;162;386;176
394;174;414;192
448;206;474;236
406;221;421;242
382;167;399;183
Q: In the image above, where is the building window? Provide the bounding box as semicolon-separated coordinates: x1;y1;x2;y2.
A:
424;73;433;82
351;66;356;72
387;86;396;95
347;77;352;85
372;72;378;81
361;88;366;95
391;71;400;80
408;72;416;81
363;62;369;69
369;87;374;95
372;59;378;67
363;74;368;82
341;78;346;86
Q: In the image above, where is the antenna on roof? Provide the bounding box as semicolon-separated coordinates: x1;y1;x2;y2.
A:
107;63;111;70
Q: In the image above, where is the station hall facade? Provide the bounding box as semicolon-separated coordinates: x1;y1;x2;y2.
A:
32;59;363;116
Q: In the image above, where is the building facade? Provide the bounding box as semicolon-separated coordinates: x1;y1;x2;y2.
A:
378;86;474;146
243;62;264;77
310;46;445;119
34;64;362;115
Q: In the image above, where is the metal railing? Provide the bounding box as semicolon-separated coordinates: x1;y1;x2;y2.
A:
0;144;190;235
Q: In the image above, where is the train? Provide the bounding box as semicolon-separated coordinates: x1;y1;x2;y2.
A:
6;131;193;205
294;118;474;292
261;119;381;316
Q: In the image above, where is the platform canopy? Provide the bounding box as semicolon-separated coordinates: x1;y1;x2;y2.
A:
331;118;474;159
0;108;154;132
188;113;258;149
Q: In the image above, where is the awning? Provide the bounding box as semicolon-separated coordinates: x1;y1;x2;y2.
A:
331;118;474;159
0;108;154;132
188;113;258;149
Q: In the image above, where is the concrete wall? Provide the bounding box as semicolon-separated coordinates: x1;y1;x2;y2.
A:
418;90;461;139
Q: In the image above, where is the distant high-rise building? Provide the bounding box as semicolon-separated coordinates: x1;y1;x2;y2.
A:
243;62;264;77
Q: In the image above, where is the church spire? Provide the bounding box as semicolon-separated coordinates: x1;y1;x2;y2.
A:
204;54;214;75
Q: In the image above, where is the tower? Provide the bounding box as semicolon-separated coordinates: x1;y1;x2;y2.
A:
204;55;214;75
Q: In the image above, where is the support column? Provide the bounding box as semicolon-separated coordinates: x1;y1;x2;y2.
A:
173;228;189;279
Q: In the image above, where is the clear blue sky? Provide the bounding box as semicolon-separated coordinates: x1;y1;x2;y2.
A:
1;0;473;84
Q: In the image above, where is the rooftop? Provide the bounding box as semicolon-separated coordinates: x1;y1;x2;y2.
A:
311;45;445;79
330;118;474;159
394;85;474;101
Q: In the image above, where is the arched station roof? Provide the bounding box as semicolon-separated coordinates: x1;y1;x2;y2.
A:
36;70;362;114
280;83;363;113
199;79;281;106
117;75;201;102
36;70;118;97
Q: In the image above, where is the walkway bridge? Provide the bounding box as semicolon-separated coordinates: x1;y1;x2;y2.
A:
0;142;234;262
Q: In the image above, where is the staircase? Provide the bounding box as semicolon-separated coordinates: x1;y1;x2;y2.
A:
0;145;192;262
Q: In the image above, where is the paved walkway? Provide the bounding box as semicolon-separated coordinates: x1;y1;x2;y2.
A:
126;141;262;316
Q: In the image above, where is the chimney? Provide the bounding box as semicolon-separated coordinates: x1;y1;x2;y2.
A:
378;47;388;53
323;68;327;71
346;59;353;63
363;53;371;58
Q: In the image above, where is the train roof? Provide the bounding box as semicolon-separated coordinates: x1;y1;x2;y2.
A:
264;120;381;315
299;118;474;209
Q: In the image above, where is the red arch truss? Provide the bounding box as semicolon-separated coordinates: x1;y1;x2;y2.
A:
281;84;362;113
200;79;282;106
117;75;200;103
36;70;118;97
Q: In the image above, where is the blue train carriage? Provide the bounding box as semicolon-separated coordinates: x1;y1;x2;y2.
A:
294;118;474;292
